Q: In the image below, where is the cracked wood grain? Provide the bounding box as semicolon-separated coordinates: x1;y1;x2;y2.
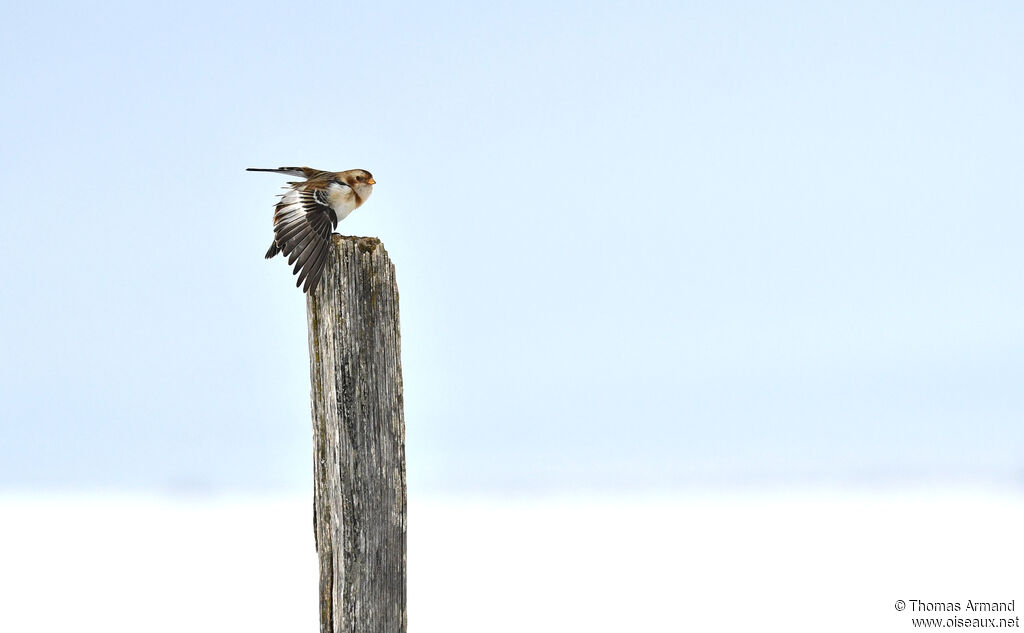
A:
306;235;406;633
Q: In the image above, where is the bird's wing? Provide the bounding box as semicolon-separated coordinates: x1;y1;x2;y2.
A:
272;181;342;293
247;166;332;179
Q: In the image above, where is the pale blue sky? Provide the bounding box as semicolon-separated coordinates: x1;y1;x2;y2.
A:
1;1;1022;492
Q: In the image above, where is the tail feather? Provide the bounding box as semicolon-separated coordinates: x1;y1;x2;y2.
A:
265;241;280;259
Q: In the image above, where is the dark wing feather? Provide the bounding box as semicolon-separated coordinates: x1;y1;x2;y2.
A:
271;184;339;293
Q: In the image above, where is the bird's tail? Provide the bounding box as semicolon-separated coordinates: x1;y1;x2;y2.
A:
247;167;307;177
265;241;280;259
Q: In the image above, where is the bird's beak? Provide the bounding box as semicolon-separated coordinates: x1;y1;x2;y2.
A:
368;178;376;185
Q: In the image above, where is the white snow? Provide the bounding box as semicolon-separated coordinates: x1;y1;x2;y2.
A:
1;490;1021;632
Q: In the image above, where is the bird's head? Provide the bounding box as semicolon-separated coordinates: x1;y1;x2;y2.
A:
343;169;375;201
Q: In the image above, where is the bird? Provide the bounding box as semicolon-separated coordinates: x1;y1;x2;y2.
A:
248;166;375;293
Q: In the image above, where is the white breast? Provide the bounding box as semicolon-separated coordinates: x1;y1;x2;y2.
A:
326;182;359;221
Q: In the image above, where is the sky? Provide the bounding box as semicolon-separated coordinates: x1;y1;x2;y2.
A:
1;1;1022;494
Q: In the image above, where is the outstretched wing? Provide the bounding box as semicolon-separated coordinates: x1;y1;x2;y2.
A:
271;183;340;293
247;166;334;180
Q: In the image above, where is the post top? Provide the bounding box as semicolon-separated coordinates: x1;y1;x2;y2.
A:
331;234;383;253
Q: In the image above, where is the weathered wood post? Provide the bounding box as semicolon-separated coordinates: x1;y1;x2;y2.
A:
306;235;407;633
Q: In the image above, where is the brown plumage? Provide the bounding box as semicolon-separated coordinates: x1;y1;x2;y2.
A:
248;166;375;293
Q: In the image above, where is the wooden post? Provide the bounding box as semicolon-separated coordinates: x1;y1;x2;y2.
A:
306;235;407;633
